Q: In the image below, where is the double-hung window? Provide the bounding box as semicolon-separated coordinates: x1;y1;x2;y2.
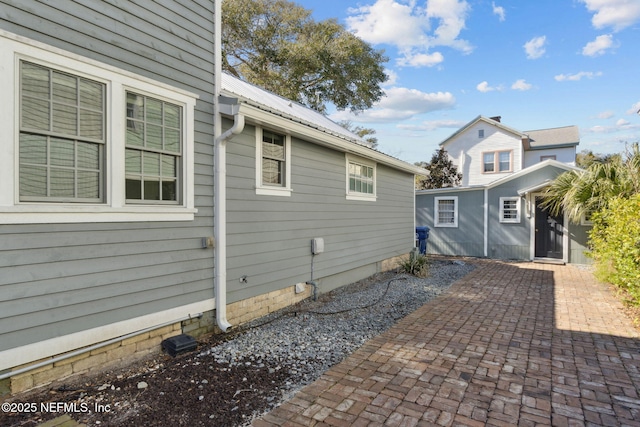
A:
434;196;458;227
499;197;520;223
125;92;182;203
0;32;197;224
346;155;376;201
483;150;512;173
19;61;105;202
255;127;291;196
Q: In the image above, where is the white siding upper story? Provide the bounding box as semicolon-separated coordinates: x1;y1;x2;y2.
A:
440;116;578;187
443;121;524;187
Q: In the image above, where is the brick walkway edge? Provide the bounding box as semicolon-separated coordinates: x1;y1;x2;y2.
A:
252;260;640;427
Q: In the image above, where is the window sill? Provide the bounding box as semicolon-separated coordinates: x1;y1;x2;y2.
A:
434;223;457;228
0;205;197;224
256;187;292;197
346;193;377;202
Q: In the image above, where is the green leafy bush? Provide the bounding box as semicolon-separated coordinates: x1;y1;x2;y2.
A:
589;194;640;304
399;252;430;278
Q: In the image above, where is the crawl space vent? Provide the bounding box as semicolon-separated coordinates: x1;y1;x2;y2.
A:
162;334;197;357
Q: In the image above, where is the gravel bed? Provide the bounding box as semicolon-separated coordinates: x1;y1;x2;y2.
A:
198;258;475;424
1;258;475;427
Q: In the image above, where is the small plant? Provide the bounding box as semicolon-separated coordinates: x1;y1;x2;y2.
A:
399;251;430;278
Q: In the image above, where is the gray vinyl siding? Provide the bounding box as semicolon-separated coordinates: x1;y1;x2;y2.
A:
486;167;556;260
416;190;484;257
569;224;592;264
487;187;529;260
0;1;216;351
225;122;416;301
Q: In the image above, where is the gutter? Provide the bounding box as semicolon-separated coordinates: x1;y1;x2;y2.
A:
213;0;245;332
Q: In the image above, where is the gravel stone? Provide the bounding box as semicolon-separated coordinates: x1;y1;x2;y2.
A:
197;259;475;417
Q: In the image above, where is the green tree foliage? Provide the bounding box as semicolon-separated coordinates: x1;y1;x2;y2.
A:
415;148;462;190
542;143;640;303
337;120;378;148
542;143;640;223
222;0;388;113
589;195;640;302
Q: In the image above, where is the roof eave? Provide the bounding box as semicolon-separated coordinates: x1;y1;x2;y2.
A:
222;101;425;176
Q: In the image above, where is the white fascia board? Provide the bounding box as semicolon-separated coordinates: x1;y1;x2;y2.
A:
229;103;426;175
415;186;484;195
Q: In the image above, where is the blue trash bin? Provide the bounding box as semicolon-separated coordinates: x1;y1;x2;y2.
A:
415;226;430;255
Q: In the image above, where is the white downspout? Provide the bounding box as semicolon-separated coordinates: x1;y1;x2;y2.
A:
483;188;489;257
213;0;245;332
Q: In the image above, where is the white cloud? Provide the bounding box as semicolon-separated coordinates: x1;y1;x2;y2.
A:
346;0;472;68
397;119;466;131
511;79;532;91
588;123;640;134
492;2;506;21
625;101;640;115
346;0;427;47
330;86;456;123
383;69;399;86
476;81;504;92
554;71;603;81
426;0;473;52
580;0;640;31
595;111;615;119
582;34;614;56
397;51;445;67
523;36;546;59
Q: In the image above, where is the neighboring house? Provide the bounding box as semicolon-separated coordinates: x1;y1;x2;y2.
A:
416;116;591;264
443;115;578;186
0;1;424;395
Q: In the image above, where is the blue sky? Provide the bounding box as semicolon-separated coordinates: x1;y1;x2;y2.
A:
296;0;640;164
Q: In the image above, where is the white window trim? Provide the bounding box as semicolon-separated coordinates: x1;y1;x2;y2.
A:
0;30;198;224
434;196;458;228
255;126;292;197
499;196;521;223
482;150;513;174
346;155;377;201
580;211;594;226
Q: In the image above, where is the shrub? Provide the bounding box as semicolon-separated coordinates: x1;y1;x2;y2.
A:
399;251;430;278
589;194;640;304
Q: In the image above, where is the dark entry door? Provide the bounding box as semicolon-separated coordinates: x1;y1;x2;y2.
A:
534;197;564;259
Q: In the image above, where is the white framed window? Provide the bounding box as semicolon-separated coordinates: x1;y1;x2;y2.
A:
540;155;556;162
581;209;595;226
434;196;458;227
255;127;291;196
483;150;512;173
500;197;521;223
478;129;484;138
0;31;198;224
346;155;376;201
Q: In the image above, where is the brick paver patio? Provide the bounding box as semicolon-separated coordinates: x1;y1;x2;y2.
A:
252;260;640;427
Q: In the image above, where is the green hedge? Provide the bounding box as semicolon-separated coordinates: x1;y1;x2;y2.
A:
589;194;640;303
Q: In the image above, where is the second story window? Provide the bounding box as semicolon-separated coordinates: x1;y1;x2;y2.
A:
483;150;512;173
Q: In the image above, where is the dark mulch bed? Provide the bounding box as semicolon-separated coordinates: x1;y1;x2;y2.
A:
0;331;293;427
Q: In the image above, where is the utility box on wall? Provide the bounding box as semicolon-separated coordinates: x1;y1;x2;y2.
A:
311;237;324;254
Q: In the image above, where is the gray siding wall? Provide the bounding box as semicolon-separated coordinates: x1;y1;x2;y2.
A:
569;223;592;264
225;122;416;301
0;1;216;351
416;190;484;257
487;187;529;260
